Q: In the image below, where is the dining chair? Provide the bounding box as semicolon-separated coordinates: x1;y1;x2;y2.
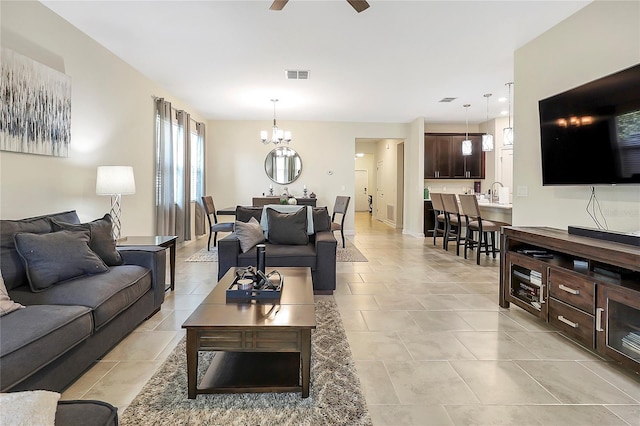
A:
440;193;465;256
331;196;351;248
459;194;508;264
429;193;447;248
202;195;235;250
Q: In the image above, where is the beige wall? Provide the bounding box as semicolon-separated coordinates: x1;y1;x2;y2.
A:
513;0;640;232
0;1;204;237
206;120;414;234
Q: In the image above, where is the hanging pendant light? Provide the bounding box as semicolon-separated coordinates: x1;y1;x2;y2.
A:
503;82;514;146
462;104;472;156
482;93;494;152
260;99;292;145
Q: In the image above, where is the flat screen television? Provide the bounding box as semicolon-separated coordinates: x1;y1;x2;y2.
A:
538;63;640;185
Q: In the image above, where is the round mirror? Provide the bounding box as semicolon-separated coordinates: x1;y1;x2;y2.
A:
265;147;302;184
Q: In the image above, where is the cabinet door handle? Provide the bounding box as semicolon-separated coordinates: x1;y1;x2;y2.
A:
558;284;579;295
557;315;578;328
596;307;604;332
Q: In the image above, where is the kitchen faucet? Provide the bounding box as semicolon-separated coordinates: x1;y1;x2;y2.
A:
490;181;504;203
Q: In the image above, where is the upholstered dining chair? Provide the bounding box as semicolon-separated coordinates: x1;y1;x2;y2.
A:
429;193;447;248
459;194;509;265
440;193;465;256
331;196;351;248
202;195;234;250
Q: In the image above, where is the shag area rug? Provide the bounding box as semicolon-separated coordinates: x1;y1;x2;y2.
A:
120;299;371;426
186;243;367;263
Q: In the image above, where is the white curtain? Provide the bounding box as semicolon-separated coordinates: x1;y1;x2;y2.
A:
154;98;176;237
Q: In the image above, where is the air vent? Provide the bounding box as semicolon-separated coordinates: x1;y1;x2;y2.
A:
286;70;310;80
439;97;457;103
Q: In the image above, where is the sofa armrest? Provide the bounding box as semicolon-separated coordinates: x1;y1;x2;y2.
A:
218;234;241;281
314;231;337;292
118;246;166;309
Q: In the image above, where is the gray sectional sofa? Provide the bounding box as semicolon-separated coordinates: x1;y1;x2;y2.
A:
218;205;337;293
0;210;166;397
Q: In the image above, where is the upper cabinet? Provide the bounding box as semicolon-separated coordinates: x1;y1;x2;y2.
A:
424;133;485;179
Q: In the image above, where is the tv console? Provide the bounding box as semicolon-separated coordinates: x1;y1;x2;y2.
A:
568;225;640;247
500;226;640;375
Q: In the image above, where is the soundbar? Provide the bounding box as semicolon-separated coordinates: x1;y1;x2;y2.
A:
568;226;640;247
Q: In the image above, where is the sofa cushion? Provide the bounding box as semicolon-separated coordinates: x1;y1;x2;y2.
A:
312;207;331;232
9;265;152;331
55;400;118;426
0;271;24;316
0;210;80;290
235;206;263;223
14;230;109;292
266;207;309;245
237;242;317;269
0;390;60;426
0;304;93;390
51;214;123;266
235;217;265;253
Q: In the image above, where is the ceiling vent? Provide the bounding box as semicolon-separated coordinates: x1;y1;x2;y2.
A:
286;70;310;80
439;97;457;103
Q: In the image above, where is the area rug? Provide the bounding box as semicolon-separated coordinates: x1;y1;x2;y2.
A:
185;247;217;262
337;241;368;262
120;299;371;426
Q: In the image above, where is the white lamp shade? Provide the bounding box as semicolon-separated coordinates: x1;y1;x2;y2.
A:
503;127;514;146
96;166;136;195
461;140;473;156
482;134;494;151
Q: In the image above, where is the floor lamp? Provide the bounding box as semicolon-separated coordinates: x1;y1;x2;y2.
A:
96;166;136;241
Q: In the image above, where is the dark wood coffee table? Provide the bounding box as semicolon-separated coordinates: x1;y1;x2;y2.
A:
181;267;316;398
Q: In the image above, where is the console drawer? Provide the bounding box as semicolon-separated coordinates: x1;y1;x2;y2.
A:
548;298;595;348
548;268;595;314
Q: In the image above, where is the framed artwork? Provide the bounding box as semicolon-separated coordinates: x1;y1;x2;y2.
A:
0;47;71;157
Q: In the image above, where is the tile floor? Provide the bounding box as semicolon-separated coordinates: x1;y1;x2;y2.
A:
62;212;640;425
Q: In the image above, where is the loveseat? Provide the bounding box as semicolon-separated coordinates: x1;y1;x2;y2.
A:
218;205;337;294
0;210;166;396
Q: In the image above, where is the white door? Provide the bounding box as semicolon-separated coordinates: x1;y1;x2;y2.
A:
354;169;369;211
376;161;384;220
500;148;514;201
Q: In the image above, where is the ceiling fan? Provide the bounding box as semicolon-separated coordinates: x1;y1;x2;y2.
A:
270;0;370;13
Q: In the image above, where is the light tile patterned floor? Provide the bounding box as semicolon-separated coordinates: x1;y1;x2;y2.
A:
62;212;640;425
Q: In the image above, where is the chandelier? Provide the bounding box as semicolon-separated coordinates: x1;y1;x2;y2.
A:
462;104;473;156
260;99;291;145
482;93;494;151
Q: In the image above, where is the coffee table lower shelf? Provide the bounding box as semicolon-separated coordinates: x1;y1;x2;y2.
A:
194;351;302;396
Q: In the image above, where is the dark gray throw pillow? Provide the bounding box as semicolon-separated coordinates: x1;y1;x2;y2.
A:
235;206;263;223
51;214;123;266
312;207;331;232
266;207;309;245
234;217;265;253
14;230;109;292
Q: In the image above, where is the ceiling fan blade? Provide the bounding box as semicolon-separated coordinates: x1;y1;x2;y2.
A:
347;0;370;13
270;0;289;11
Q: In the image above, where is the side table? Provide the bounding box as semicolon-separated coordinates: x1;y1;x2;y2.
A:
118;236;177;291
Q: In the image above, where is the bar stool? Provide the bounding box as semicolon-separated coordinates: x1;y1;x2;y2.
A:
440;193;465;256
459;194;509;265
429;193;447;248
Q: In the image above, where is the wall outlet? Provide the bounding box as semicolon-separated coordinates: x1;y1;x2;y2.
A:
517;186;528;197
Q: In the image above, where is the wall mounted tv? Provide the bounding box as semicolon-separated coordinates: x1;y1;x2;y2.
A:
538;63;640;185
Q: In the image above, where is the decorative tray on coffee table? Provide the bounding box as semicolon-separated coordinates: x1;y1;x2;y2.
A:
226;267;283;302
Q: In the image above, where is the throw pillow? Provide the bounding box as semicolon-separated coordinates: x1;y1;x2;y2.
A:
51;214;123;266
312;206;331;232
235;206;263;223
0;390;60;426
14;229;109;292
266;207;309;245
235;217;265;253
0;270;25;316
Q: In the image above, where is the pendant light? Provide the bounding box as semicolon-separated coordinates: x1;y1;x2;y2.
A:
462;104;472;156
482;93;494;151
503;82;514;146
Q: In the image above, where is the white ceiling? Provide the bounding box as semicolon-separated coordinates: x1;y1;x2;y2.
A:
42;0;591;124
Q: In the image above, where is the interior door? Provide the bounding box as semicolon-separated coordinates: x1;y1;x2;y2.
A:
354;169;369;211
500;148;514;199
376;160;384;221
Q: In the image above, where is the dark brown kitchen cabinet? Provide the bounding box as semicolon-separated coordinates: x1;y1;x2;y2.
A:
425;133;485;180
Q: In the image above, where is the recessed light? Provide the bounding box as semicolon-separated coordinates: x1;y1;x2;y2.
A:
500;110;509;115
498;97;507;102
355;153;365;157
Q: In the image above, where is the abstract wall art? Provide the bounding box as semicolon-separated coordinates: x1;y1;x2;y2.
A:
0;47;71;157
